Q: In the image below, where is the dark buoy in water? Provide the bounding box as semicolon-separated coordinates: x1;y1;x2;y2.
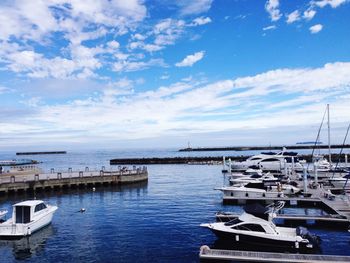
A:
79;208;86;213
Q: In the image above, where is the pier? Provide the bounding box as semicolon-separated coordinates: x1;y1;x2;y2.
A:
199;246;350;262
0;166;148;194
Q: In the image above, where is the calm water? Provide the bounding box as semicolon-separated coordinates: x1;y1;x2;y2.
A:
0;149;350;262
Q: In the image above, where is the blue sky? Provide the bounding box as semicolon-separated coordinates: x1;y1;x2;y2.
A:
0;0;350;150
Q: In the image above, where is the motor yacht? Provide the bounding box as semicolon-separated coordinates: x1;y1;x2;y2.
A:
230;148;304;172
216;181;300;199
0;200;57;238
201;202;320;250
229;173;279;186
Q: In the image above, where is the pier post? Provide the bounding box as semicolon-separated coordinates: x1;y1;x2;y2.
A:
228;159;232;175
291;157;295;175
345;154;348;167
284;159;288;176
313;162;318;185
57;172;62;179
303;167;308;193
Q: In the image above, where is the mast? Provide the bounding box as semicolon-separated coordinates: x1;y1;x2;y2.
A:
327;104;331;163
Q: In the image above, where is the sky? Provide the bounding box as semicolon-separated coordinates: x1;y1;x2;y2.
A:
0;0;350;151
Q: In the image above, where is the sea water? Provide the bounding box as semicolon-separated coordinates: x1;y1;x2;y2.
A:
0;149;349;262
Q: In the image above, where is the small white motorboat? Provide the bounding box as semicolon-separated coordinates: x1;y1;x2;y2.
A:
0;200;57;238
201;202;320;251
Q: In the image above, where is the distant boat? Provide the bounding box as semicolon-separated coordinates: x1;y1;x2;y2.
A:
0;200;57;238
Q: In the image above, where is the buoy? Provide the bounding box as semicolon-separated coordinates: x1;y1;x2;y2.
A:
80;208;86;213
92;187;96;191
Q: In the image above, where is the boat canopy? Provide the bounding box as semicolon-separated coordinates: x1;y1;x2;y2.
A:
243;203;269;220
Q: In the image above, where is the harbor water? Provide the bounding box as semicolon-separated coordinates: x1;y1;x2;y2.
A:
0;149;350;262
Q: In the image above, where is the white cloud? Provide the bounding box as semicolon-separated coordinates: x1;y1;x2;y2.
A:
263;25;277;31
177;0;213;16
189;16;212;26
112;58;166;72
303;9;317;20
2;62;350;147
265;0;282;21
309;24;323;33
313;0;349;8
175;51;205;67
286;10;300;24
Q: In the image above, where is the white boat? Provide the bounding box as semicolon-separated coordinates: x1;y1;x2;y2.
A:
0;200;57;238
200;202;320;251
328;174;350;188
230;148;304;172
216;182;300;199
229;173;279;186
229;167;264;178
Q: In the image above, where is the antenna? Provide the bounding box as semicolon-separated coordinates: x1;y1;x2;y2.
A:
327;104;331;163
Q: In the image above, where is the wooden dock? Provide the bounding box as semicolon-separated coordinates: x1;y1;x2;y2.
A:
0;166;148;194
221;185;350;226
199;246;350;262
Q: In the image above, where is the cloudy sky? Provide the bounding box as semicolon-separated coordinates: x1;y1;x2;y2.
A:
0;0;350;150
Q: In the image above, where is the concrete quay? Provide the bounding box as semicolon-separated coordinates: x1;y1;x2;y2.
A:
0;166;148;194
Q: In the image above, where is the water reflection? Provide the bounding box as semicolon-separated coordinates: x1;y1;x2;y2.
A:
0;224;55;260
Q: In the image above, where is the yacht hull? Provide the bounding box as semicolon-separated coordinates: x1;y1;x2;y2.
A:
208;228;312;251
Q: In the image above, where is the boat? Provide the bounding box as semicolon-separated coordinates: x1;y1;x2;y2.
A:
328;173;350;188
229;173;279;186
229;166;264;178
200;202;320;251
229;148;304;172
0;200;58;239
216;181;300;199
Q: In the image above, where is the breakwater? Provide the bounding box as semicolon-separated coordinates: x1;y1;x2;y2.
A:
110;154;349;165
179;144;350;152
16;151;67;155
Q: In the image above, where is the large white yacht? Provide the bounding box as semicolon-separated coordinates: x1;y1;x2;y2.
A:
201;202;320;250
0;200;57;238
230;148;304;171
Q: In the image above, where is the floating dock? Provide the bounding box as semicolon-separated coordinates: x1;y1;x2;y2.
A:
16;151;67;155
0;166;148;194
199;246;350;262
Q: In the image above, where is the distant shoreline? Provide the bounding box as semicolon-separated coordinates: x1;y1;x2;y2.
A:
178;144;350;152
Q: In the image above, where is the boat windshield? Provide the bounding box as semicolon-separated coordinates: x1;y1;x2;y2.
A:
224;218;242;226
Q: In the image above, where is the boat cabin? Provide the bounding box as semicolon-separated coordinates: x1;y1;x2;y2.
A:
12;200;47;224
